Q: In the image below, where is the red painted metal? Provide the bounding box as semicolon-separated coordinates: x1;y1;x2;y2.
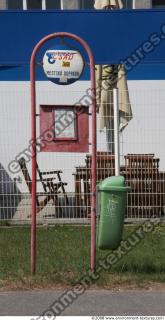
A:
30;32;96;274
40;105;89;153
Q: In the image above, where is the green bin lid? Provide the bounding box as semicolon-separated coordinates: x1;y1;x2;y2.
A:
99;176;131;192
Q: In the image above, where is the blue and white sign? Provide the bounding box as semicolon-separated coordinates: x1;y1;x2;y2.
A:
43;44;84;85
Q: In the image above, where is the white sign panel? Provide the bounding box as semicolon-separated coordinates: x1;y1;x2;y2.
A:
43;45;84;85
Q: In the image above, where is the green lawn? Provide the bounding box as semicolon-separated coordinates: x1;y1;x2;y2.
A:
0;225;165;290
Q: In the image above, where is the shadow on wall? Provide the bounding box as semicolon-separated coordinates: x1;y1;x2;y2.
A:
0;163;21;220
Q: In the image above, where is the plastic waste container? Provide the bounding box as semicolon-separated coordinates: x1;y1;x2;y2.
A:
97;176;131;250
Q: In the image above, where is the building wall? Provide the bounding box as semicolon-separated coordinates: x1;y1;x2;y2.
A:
0;79;165;193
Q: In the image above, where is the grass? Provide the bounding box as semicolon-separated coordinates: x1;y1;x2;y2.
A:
0;225;165;290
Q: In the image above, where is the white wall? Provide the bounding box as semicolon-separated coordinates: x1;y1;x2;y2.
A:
123;81;165;171
0;80;165;193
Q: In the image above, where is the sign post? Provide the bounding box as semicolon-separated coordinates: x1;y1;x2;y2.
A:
30;32;97;274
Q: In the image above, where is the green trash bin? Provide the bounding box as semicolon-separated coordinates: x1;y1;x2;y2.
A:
97;176;131;250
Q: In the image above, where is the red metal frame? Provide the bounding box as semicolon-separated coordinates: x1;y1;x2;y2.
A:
39;104;89;152
30;32;96;274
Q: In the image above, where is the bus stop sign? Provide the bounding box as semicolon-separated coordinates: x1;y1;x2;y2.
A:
43;44;84;85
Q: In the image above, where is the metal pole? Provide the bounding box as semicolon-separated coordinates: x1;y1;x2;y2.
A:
30;32;96;274
132;0;136;9
23;0;27;10
113;88;120;176
30;51;37;275
42;0;46;10
90;53;97;273
61;0;64;9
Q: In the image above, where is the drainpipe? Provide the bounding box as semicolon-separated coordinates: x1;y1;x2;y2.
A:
61;0;64;10
132;0;136;9
23;0;27;10
42;0;46;10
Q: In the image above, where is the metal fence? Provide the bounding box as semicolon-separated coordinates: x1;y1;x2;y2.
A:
0;84;165;223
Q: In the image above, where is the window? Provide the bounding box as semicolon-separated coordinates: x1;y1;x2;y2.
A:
123;0;132;9
46;0;79;9
7;0;43;9
27;0;42;9
7;0;23;9
79;0;94;9
46;0;61;9
153;0;165;8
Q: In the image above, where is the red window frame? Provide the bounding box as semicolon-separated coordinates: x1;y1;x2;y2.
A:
40;104;89;153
